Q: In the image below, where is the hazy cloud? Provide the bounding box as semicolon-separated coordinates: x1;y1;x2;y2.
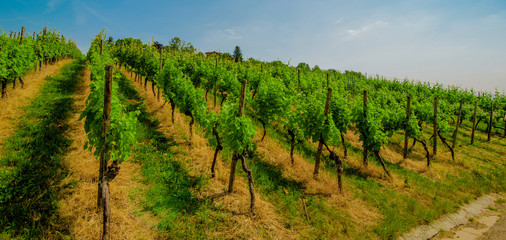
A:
73;0;110;26
343;20;388;40
45;0;65;13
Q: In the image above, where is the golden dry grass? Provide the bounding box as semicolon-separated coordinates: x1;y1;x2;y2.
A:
253;129;382;231
120;69;299;240
0;59;73;154
57;68;160;240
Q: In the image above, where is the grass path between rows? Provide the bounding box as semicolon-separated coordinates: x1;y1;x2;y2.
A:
57;67;159;239
119;69;299;239
0;60;83;238
0;59;73;152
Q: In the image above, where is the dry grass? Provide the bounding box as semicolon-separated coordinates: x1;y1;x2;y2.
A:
0;60;73;153
57;68;160;240
254;130;382;231
120;69;299;240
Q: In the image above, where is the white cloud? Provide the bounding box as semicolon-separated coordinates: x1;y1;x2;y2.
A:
343;20;388;40
224;28;243;40
73;0;110;26
45;0;65;13
205;27;244;42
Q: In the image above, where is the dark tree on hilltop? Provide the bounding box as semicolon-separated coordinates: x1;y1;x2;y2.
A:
221;52;233;61
153;41;163;51
297;62;311;71
233;46;243;63
168;37;196;53
107;36;114;44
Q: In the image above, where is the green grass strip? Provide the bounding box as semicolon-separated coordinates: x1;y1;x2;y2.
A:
0;59;85;238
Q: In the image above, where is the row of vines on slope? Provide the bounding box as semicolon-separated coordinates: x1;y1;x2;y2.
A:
109;37;506;206
0;26;81;97
79;32;139;239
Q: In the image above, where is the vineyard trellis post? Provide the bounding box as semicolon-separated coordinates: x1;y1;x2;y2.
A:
403;95;411;159
99;65;114;240
227;80;256;214
100;39;104;56
433;96;438;156
314;87;332;179
363;90;368;167
158;48;162;101
452;100;463;149
487;101;493;141
19;26;25;44
297;68;300;88
471;101;477;144
228;79;247;193
97;65;113;209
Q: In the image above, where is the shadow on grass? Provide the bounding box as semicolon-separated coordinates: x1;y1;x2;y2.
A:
0;60;85;238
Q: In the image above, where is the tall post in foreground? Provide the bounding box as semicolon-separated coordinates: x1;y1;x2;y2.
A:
314;87;332;179
403;95;411;159
99;65;113;240
471;101;477;144
452;100;463;148
228;80;247;193
363;90;368;167
487;101;493;141
433;96;438;157
98;65;113;209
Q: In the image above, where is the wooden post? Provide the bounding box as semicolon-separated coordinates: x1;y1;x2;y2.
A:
19;26;25;44
471;101;477;144
101;181;111;240
228;79;247;193
363;90;368;166
98;65;113;209
326;73;329;88
100;39;104;56
297;68;300;87
433;96;438;156
33;32;35;40
314;87;332;179
487;101;493;141
452;100;463;148
157;48;163;101
9;32;13;38
403;95;411;159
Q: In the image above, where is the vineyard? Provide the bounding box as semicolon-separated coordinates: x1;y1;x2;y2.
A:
0;27;505;239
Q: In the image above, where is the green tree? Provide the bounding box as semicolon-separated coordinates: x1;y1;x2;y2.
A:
221;52;233;61
233;46;243;62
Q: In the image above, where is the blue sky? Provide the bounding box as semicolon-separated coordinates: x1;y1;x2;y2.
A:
2;0;506;92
